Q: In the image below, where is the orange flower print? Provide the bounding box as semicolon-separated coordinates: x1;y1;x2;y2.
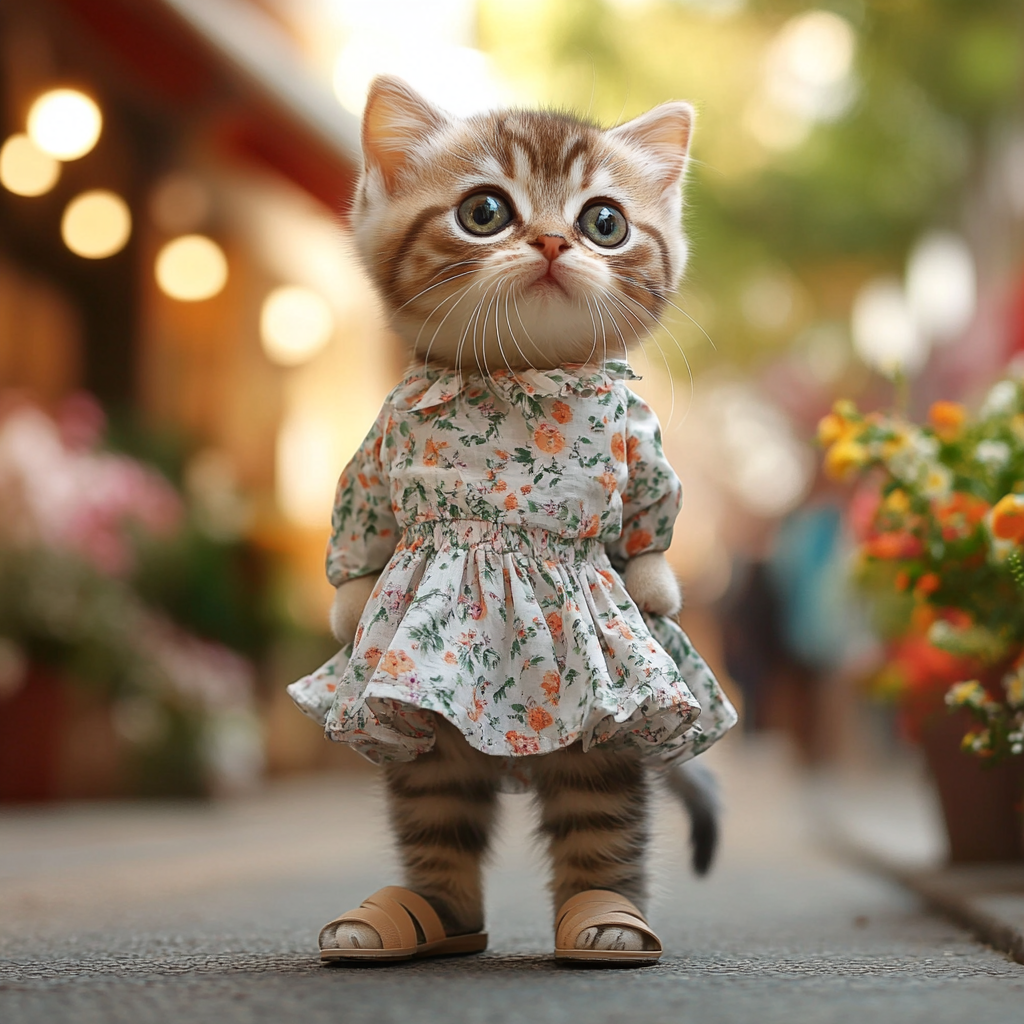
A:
364;646;383;668
505;730;541;755
626;436;641;465
423;438;449;467
581;514;601;538
551;400;573;424
541;671;561;703
494;449;510;460
520;484;532;494
504;493;519;510
625;529;653;556
611;433;626;462
467;688;486;723
597;470;618;494
597;568;617;589
444;651;457;665
493;479;507;492
380;649;415;677
609;618;634;640
527;706;554;732
534;423;565;455
545;611;563;639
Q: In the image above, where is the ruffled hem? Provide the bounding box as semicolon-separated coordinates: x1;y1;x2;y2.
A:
288;521;736;765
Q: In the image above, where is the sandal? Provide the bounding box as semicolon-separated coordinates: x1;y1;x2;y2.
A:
554;889;663;965
319;885;488;963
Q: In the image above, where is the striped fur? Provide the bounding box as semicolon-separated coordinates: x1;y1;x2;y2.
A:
350;75;694;374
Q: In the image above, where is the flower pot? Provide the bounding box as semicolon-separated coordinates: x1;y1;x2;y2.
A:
920;710;1024;863
0;664;67;802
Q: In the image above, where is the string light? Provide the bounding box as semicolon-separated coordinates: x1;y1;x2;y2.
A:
155;235;228;301
0;134;60;196
61;190;132;259
28;89;102;161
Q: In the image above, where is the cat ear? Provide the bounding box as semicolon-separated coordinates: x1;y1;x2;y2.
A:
361;76;450;192
607;101;694;190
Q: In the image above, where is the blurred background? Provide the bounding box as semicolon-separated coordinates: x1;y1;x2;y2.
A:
1;0;1023;802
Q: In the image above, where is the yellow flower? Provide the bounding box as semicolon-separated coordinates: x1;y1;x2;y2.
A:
1005;672;1024;709
883;489;910;514
824;440;869;481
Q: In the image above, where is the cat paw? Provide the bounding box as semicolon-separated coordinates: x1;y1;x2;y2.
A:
329;575;379;644
575;925;658;952
319;920;384;951
623;552;682;616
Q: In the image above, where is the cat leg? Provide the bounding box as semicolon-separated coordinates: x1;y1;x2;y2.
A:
321;715;501;951
533;744;658;953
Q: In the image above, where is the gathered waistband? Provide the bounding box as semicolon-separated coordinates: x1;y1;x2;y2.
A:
399;519;605;559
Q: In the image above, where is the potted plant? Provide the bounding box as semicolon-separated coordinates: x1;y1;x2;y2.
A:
819;376;1024;861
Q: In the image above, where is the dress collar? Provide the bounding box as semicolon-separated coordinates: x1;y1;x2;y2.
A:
397;361;641;412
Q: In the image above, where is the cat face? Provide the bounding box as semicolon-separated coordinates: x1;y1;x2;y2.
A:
350;76;693;372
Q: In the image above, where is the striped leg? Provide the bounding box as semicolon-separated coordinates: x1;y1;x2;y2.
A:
532;743;657;952
325;715;502;951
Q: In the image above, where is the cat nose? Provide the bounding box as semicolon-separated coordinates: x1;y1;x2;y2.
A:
530;234;570;262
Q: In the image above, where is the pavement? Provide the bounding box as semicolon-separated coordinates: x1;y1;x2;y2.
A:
3;735;1024;1024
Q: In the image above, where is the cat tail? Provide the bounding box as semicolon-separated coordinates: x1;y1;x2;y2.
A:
661;760;719;876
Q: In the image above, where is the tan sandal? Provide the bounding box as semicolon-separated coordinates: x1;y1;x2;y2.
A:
319;885;488;963
554;889;663;965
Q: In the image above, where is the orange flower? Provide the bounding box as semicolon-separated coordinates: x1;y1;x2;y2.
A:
505;730;541;755
380;649;415;677
363;646;383;668
527;706;554;731
551;400;573;424
493;479;507;492
611;433;626;462
581;514;601;538
423;438;449;467
625;529;653;556
863;531;924;559
597;470;618;494
443;651;457;665
494;449;510;460
929;401;967;442
534;423;565;454
545;612;563;638
520;484;532;494
541;671;561;703
504;493;519;510
991;494;1024;542
626;436;641;465
915;573;940;598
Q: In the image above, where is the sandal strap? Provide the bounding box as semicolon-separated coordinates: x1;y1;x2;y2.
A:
555;890;661;951
370;886;446;945
320;886;446;951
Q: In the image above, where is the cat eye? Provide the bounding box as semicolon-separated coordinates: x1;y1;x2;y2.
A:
457;192;514;236
578;203;628;248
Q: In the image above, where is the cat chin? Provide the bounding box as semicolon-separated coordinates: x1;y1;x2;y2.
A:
396;289;654;371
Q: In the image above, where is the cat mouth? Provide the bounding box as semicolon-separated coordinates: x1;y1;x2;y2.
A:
529;268;570;297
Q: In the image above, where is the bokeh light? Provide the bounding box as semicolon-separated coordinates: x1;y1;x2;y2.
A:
0;134;60;196
851;278;927;376
155;235;228;302
260;286;335;366
27;89;103;160
61;190;132;259
905;231;976;345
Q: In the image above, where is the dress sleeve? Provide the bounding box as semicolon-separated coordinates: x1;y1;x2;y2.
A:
325;407;399;587
606;389;683;564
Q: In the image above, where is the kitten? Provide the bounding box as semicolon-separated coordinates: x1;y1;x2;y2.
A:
310;76;728;960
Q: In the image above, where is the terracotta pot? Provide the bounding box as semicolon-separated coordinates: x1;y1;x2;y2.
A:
920;710;1024;863
0;663;67;802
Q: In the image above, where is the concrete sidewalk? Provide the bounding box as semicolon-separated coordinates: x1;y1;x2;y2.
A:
2;737;1023;1024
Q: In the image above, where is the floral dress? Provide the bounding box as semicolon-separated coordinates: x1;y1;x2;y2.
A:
288;362;736;779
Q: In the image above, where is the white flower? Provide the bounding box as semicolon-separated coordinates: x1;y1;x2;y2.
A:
974;440;1011;468
981;380;1019;417
921;463;953;500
